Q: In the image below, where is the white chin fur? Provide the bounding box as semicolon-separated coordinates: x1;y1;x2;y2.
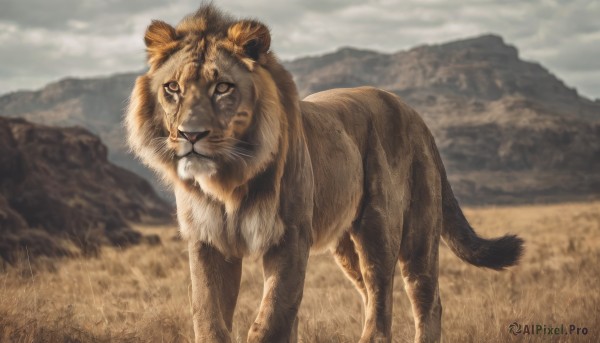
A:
176;140;193;157
177;156;217;180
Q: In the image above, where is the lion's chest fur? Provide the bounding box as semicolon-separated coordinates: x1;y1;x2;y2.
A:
175;185;284;257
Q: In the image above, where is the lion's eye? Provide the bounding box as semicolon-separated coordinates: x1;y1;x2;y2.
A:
164;81;180;93
214;82;232;94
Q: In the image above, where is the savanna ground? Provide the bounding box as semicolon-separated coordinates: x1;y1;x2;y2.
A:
1;201;599;342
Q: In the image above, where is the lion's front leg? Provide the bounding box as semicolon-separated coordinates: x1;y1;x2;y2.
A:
247;226;310;343
188;240;242;343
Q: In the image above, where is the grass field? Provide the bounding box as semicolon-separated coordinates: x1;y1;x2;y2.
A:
1;201;599;342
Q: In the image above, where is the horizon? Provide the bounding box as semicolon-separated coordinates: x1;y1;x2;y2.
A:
1;1;599;99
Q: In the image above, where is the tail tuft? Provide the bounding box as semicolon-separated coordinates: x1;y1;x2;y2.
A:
457;234;524;270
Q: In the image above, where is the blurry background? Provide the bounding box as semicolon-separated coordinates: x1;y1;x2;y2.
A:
0;1;598;342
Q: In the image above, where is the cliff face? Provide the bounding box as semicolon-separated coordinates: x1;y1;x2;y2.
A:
0;117;172;262
0;34;598;204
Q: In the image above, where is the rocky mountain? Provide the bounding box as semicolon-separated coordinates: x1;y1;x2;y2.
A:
0;34;598;205
0;116;172;262
286;34;600;204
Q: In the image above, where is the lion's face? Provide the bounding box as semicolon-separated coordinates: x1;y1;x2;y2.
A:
152;48;257;179
127;13;281;186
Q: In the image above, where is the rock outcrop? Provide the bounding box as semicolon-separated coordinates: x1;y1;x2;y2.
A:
0;117;172;262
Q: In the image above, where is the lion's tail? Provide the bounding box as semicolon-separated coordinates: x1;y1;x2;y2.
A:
440;173;524;270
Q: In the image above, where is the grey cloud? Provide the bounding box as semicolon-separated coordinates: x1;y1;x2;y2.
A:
0;0;166;30
299;0;366;13
562;70;600;99
541;37;600;71
0;0;599;98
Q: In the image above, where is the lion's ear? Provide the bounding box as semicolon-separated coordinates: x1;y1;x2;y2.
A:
144;20;178;68
227;20;271;61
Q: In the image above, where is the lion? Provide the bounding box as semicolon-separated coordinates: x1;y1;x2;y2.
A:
125;5;524;343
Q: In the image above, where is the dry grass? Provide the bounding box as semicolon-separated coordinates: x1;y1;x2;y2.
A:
1;201;599;342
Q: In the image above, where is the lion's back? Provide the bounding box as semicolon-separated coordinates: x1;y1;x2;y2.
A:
301;86;430;160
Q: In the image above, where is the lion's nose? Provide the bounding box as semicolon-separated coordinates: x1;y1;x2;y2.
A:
178;130;210;143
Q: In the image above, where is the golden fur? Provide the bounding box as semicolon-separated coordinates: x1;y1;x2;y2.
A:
125;5;524;343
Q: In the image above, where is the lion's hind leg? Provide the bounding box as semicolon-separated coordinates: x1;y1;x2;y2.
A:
349;215;400;343
336;128;404;343
398;160;443;343
333;232;368;307
399;251;442;343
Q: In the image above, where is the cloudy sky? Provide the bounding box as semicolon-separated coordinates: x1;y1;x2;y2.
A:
1;0;599;99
